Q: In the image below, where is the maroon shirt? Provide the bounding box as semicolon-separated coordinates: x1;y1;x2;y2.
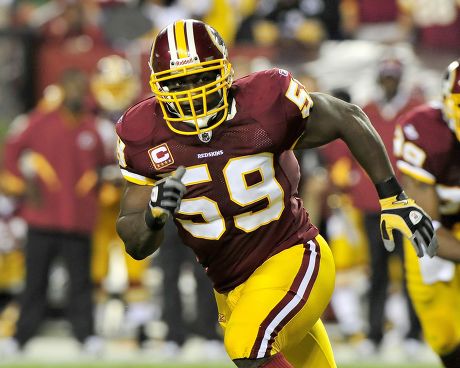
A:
358;0;399;23
3;108;107;234
419;15;460;49
117;69;318;292
411;7;460;50
395;103;460;229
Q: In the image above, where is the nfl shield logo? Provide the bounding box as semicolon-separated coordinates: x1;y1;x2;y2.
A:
198;131;212;143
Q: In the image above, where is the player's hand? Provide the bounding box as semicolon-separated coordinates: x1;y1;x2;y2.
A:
146;166;186;227
379;192;438;258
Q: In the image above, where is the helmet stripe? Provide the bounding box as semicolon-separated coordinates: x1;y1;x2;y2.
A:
186;20;197;56
166;23;178;61
174;20;188;59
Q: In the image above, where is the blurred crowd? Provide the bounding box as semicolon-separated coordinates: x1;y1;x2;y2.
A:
0;0;459;363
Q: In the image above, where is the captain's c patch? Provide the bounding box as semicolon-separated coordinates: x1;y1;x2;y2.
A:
149;143;174;170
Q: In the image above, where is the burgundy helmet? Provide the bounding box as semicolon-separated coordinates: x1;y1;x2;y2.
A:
149;19;233;135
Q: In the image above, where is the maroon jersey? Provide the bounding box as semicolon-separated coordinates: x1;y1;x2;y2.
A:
3;108;107;234
395;102;460;228
358;0;399;23
409;5;460;50
116;68;318;292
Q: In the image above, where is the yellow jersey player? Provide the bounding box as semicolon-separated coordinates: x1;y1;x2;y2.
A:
90;55;153;343
115;19;436;368
90;54;146;294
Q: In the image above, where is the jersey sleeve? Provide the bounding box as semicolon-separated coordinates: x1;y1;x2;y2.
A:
3;117;29;176
1;114;35;194
258;69;313;151
115;116;156;186
394;110;449;185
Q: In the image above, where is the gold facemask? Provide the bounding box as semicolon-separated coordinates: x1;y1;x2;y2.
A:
150;59;233;135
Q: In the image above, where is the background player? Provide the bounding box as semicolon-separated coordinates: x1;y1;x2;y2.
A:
352;56;424;354
115;19;436;368
393;58;460;368
89;54;153;345
0;68;107;356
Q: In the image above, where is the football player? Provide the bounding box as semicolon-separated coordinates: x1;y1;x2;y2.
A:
90;55;144;293
0;68;106;357
115;19;436;368
393;59;460;368
90;55;153;343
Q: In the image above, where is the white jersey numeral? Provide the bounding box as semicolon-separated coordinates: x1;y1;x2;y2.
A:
224;153;284;232
393;126;427;168
402;142;427;168
176;153;285;239
177;197;226;240
285;78;312;118
116;137;127;168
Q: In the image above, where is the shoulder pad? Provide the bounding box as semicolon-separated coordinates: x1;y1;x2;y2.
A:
236;68;292;107
116;97;157;144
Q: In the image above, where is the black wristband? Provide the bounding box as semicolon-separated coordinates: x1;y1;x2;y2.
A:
144;205;166;231
375;176;403;199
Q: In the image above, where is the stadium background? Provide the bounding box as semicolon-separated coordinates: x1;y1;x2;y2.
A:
0;0;458;367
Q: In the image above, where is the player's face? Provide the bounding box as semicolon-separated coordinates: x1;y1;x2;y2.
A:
163;71;222;116
379;75;400;99
61;70;88;113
